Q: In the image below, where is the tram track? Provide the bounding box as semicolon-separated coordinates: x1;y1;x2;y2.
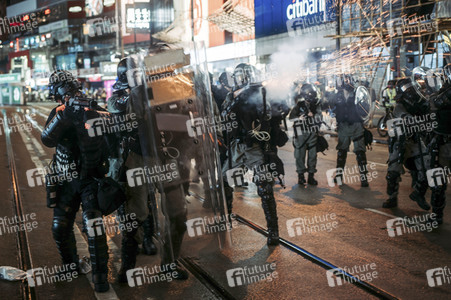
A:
2;109;38;300
188;191;400;300
26;105;233;300
28;103;398;299
25;103;401;299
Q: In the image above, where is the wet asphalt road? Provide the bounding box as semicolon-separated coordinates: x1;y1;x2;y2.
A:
0;103;449;300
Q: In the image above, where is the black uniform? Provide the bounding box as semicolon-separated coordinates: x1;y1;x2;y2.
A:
42;102;111;292
428;82;451;223
328;80;369;187
382;78;432;210
222;63;283;246
107;88;158;282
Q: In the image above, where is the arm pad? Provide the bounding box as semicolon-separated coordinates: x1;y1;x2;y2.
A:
41;111;70;148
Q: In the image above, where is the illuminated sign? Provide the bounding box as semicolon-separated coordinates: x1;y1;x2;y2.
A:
287;0;326;20
126;5;150;30
0;73;20;84
86;0;103;17
255;0;335;38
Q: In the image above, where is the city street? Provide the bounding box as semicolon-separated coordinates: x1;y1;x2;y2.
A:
0;103;449;300
1;0;451;299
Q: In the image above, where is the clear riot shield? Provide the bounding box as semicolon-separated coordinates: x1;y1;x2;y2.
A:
412;66;445;100
354;85;372;125
126;42;231;268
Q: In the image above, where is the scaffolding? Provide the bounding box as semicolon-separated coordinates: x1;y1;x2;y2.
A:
319;0;450;124
206;0;254;36
323;0;450;79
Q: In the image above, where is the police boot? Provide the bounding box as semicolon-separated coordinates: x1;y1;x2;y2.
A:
83;212;109;292
308;173;318;185
298;173;306;185
142;215;157;256
334;149;347;184
431;186;446;225
52;216;80;275
117;236;139;283
382;171;400;208
409;181;431;211
356;151;369;187
258;182;279;246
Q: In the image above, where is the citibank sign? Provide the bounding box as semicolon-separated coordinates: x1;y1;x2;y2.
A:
287;0;326;20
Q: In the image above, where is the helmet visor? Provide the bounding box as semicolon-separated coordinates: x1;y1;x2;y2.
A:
412;66;443;100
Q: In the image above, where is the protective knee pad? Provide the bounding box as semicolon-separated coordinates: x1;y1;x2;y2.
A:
386;171;401;197
355;151;367;165
52;216;78;265
257;182;274;199
52;216;74;240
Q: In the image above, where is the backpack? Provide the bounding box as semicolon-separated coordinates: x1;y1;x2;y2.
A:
96;177;126;216
316;134;329;154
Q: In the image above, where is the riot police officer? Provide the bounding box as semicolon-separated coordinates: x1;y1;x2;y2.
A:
42;70;110;292
412;66;451;224
107;57;158;283
328;75;369;187
429;74;451;224
212;72;233;112
125;47;191;279
382;78;431;210
222;63;280;246
289;83;322;185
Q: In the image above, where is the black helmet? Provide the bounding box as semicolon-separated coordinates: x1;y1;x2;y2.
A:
233;63;259;89
336;74;355;92
219;72;233;89
300;83;319;104
48;70;80;101
113;57;138;90
395;77;421;103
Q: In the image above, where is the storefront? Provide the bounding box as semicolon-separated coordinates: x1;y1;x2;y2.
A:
0;73;25;105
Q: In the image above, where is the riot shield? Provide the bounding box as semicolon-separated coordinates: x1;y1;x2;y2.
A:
125;42;231;272
354;85;372;124
412;66;445;100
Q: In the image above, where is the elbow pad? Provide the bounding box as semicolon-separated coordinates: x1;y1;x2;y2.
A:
41;111;70;147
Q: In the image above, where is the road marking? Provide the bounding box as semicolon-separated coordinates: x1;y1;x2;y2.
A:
365;208;398;219
25;113;44;132
30;107;51;120
29;103;53;115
